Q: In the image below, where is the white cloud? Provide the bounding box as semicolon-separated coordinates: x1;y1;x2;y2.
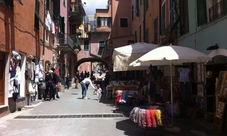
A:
82;0;108;15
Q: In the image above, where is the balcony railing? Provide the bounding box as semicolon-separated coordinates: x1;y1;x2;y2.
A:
69;1;82;15
59;33;74;50
0;0;13;10
209;1;227;22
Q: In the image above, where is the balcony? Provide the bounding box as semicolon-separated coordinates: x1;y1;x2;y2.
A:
209;1;227;22
58;34;74;52
69;0;84;25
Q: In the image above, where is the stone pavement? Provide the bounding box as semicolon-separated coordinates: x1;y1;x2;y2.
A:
0;86;225;136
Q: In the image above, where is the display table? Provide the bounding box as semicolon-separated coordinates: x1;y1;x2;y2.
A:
112;85;139;106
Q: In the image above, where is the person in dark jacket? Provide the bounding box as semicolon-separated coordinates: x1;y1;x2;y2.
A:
65;72;71;89
51;68;60;99
44;70;55;101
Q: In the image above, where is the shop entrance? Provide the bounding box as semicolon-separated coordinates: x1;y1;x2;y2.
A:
206;55;227;116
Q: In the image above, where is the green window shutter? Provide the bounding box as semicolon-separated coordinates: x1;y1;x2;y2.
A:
222;0;227;14
107;17;112;27
99;41;105;47
34;0;40;30
84;40;89;50
136;0;139;16
46;0;49;10
197;0;207;26
97;17;101;27
59;16;65;33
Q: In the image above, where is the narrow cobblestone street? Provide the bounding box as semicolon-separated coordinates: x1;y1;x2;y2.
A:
0;86;223;136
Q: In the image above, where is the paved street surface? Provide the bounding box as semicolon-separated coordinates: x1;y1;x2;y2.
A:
0;86;225;136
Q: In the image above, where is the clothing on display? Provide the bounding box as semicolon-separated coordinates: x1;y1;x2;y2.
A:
26;60;36;80
178;67;190;101
129;106;166;128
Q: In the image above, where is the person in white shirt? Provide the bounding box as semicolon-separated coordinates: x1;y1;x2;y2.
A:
80;77;96;99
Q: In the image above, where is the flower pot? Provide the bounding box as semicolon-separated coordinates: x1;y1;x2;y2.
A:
17;108;22;111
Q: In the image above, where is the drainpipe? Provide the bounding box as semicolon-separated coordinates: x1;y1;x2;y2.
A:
42;0;46;59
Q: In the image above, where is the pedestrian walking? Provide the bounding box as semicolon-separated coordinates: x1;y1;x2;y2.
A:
74;70;80;89
65;72;71;89
80;77;96;99
94;84;102;102
51;68;60;99
44;70;55;101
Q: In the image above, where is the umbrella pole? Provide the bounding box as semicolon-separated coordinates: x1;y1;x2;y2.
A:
170;60;174;126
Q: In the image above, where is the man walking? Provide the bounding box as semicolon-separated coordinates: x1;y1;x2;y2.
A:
75;71;81;89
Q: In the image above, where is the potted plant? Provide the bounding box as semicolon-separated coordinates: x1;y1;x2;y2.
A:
17;105;23;111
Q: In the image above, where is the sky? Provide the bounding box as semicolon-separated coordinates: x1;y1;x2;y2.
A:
82;0;108;15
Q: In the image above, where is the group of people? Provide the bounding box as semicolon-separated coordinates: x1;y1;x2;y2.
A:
74;70;110;102
43;68;60;101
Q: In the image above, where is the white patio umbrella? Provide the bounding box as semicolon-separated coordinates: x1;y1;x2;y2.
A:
135;45;211;126
112;42;158;71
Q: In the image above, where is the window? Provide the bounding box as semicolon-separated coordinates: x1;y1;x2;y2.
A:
144;0;148;11
98;41;105;55
120;18;128;27
45;29;49;41
63;0;65;6
139;25;141;42
34;0;40;30
46;0;49;10
132;5;134;20
97;17;112;27
135;31;137;43
208;0;227;22
154;17;158;44
197;0;207;26
101;18;108;26
84;40;89;50
145;28;149;43
161;3;166;30
170;0;174;24
179;0;189;35
136;0;139;16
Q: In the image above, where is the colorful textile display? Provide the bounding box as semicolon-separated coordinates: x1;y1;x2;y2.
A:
129;107;164;128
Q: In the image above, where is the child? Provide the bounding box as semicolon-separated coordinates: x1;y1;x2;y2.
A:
94;84;102;102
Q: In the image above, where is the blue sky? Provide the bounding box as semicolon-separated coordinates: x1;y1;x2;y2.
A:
82;0;108;15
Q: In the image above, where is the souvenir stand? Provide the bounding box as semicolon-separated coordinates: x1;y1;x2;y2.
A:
213;71;227;134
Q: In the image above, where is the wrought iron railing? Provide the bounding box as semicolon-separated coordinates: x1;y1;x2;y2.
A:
69;0;82;14
58;33;74;49
209;1;227;22
0;0;13;10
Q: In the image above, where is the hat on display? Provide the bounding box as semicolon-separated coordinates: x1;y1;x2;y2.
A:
49;70;53;73
206;71;213;78
27;54;34;59
16;55;21;60
12;50;19;59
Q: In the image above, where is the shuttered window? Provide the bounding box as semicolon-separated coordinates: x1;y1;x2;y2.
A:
84;40;89;50
197;0;207;26
34;0;40;30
